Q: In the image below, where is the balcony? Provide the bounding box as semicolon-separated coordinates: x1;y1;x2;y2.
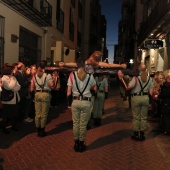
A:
137;0;170;47
1;0;52;27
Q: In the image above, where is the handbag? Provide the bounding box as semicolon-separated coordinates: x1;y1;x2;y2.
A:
1;87;14;101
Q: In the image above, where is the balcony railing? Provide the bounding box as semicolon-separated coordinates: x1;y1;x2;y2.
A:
1;0;52;27
138;0;170;46
40;0;52;20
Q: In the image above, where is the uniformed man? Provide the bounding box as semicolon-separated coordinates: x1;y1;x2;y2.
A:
67;58;96;152
93;73;108;126
30;67;54;137
126;64;154;141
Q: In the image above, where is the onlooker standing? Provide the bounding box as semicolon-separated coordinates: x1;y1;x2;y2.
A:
39;60;47;72
23;66;33;122
50;71;60;109
67;58;96;152
30;64;37;118
151;73;164;118
125;64;154;141
1;66;21;134
12;63;18;75
93;73;108;126
15;62;30;122
158;72;170;135
59;73;68;103
30;64;37;75
30;66;54;137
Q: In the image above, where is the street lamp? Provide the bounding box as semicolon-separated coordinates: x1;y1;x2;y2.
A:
129;59;134;64
129;59;134;69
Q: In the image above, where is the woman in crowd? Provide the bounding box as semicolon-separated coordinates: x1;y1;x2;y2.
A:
30;64;37;118
50;71;60;109
151;72;164;119
30;64;37;76
23;66;33;122
158;72;170;135
12;63;18;75
1;65;21;134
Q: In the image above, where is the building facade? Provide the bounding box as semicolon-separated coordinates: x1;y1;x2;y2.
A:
118;0;170;72
118;0;136;68
0;0;105;70
137;0;170;72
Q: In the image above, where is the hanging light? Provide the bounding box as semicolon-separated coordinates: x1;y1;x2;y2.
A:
129;59;134;64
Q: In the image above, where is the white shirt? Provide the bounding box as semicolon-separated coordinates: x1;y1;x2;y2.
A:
67;71;96;97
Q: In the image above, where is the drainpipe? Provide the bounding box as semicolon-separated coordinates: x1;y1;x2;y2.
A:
43;27;48;60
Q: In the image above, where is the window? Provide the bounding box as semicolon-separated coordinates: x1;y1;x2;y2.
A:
19;27;41;66
56;0;64;32
69;7;74;41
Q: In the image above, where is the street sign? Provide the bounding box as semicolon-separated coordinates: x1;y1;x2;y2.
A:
144;39;163;49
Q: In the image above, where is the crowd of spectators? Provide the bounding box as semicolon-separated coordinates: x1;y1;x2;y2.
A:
120;70;170;136
1;61;170;137
0;61;68;134
149;71;170;135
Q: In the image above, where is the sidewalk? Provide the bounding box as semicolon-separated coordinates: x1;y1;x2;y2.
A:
0;78;170;170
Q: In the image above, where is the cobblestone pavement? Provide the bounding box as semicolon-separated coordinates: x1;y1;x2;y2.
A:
0;78;170;170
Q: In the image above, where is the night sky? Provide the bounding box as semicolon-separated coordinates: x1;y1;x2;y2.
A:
100;0;123;62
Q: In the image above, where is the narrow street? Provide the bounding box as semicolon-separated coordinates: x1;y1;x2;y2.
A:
0;78;170;170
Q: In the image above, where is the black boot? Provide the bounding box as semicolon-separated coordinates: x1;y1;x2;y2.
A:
131;131;139;141
2;118;9;134
2;128;10;134
11;118;18;131
74;140;79;152
97;118;101;126
39;128;46;137
86;121;91;130
11;126;18;131
140;131;145;141
79;141;87;152
37;127;41;136
93;118;98;126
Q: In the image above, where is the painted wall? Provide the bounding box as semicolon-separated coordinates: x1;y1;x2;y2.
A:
141;38;169;73
0;3;46;64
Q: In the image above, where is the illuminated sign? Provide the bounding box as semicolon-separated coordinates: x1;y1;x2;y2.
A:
144;39;163;49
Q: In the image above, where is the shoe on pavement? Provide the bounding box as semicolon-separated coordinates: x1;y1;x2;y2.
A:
11;126;18;131
2;128;10;134
24;117;33;123
86;124;91;130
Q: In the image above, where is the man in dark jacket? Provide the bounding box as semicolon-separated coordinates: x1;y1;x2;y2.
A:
14;62;31;122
